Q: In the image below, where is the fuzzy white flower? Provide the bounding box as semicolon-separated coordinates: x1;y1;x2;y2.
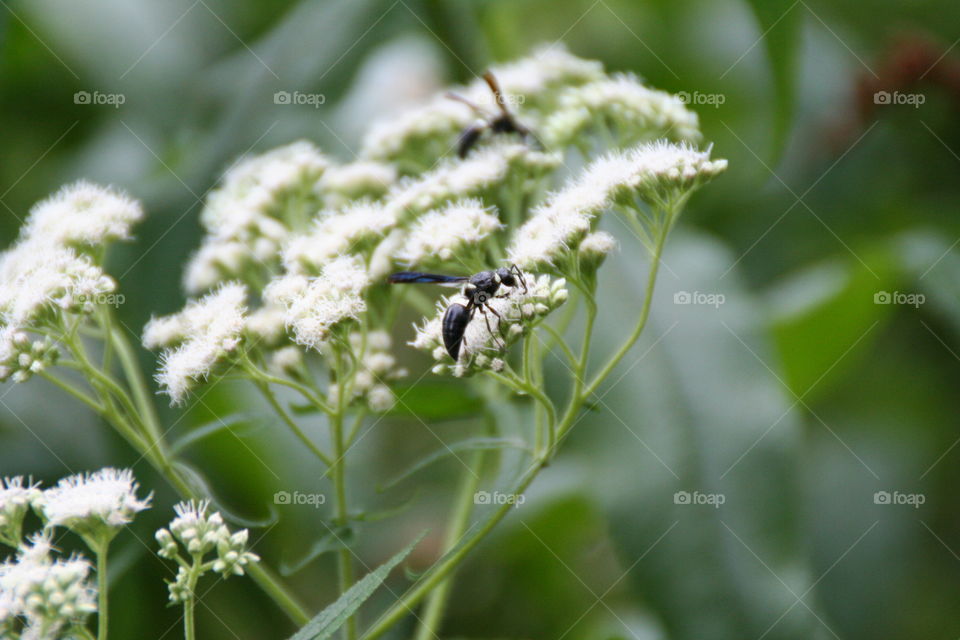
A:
149;283;248;404
578;231;618;266
410;274;567;376
397;199;502;265
244;303;289;346
283;201;396;273
320;161;396;207
21;181;144;249
38;468;151;538
0;327;58;384
385;142;558;223
265;255;368;350
543;74;701;148
0;240;116;325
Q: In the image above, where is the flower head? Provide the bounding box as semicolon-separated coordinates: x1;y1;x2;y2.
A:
145;282;248;404
543;74;701;148
21;181;144;248
320;161;396;208
397;199;502;265
265;255;368;350
37;468;151;542
0;477;42;548
155;500;259;603
283;201;396;274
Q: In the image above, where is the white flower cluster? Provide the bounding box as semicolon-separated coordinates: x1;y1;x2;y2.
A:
397;199;502;266
144;283;248;405
0;478;41;549
411;274;568;376
0;534;97;638
360;46;602;171
283;201;396;274
184;141;329;294
508;141;727;269
542;74;701;148
336;331;407;411
264;255;369;350
37;468;151;542
0;181;141;386
155;500;259;603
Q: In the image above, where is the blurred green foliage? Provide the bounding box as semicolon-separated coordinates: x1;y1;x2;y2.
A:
3;0;960;638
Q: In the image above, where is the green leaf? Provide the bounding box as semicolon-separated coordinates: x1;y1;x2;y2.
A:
742;0;803;159
384;381;485;421
378;437;529;491
288;533;426;640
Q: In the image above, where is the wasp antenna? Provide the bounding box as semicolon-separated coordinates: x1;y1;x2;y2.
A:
445;91;486;117
482;71;511;116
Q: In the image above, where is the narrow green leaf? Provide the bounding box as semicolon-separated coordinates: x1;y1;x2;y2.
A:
288;533;426;640
280;526;355;577
742;0;803;159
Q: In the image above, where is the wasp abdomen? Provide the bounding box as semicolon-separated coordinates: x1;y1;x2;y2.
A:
442;302;472;361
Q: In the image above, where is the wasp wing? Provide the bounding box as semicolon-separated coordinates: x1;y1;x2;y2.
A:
388;272;468;287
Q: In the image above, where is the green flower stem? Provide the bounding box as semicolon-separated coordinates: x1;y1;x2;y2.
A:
95;542;109;640
254;380;333;466
39;372;105;414
579;226;666;407
412;449;485;640
183;557;202;640
330;348;357;640
242;354;333;415
105;314;165;445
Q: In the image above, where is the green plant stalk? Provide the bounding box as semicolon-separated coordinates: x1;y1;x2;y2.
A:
361;234;668;640
255;380;333;466
330;349;357;640
183;558;201;640
412;449;485;640
96;544;109;640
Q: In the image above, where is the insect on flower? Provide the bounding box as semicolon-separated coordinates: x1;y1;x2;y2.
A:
447;72;540;158
389;266;528;360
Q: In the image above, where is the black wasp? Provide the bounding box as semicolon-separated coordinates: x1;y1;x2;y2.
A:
389;266;528;361
447;71;539;158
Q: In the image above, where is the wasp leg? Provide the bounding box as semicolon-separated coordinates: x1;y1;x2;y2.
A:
478;305;506;350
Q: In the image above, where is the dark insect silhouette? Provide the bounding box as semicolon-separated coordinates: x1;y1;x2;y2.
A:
447;72;539;158
389;266;528;360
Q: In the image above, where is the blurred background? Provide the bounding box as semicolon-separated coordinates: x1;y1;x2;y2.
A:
2;0;960;638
